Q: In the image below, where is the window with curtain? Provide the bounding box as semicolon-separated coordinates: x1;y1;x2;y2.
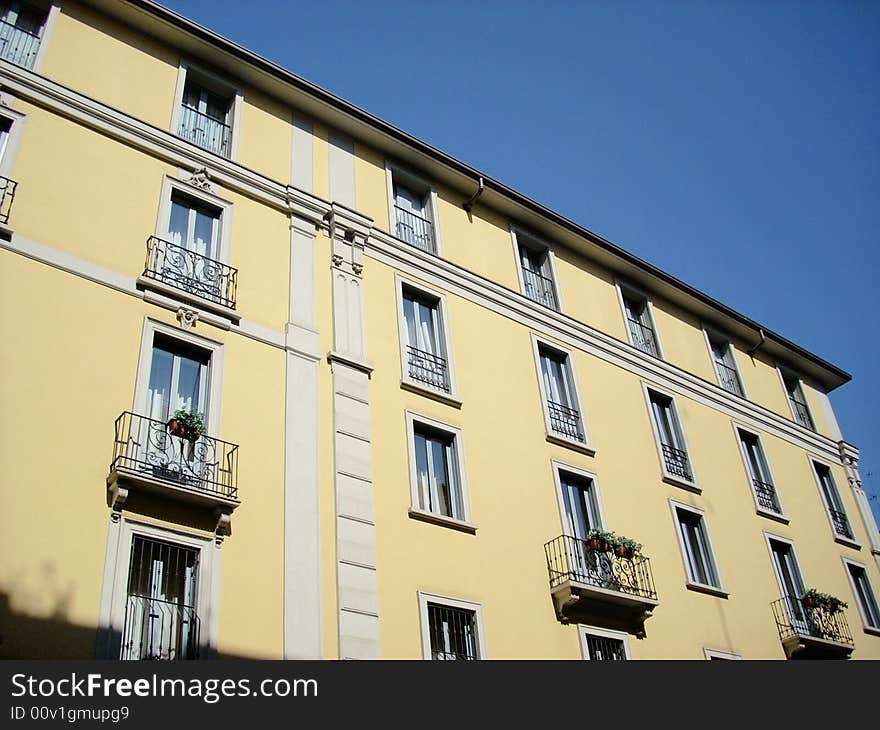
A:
782;371;814;430
178;78;232;157
848;564;880;629
402;288;448;392
709;334;744;396
813;462;853;539
539;346;583;441
649;390;691;480
676;508;720;587
392;177;434;253
146;335;210;425
738;429;781;514
769;539;809;629
518;241;557;309
413;424;462;521
623;292;659;357
559;471;600;542
0;1;47;68
168;193;221;260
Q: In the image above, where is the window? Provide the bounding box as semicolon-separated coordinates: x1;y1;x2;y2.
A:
736;428;783;516
580;628;630;660
418;593;485;660
845;561;880;631
707;331;744;397
0;1;49;68
704;648;742;660
399;284;452;395
768;537;809;630
621;288;661;357
557;468;602;542
387;165;438;254
781;370;814;430
812;461;854;541
171;64;241;160
647;388;694;485
406;413;472;530
513;228;560;310
534;339;589;448
121;536;200;660
0;103;24;224
673;504;722;590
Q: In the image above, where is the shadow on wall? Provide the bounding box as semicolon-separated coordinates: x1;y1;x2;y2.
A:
0;591;98;659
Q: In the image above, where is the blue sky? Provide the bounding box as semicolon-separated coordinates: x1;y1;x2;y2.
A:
160;0;880;522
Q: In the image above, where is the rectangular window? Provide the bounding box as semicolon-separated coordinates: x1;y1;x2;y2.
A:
675;506;720;588
781;370;814;430
178;77;233;157
737;429;782;515
391;171;436;253
813;462;854;540
622;290;660;357
412;422;464;522
402;287;449;393
515;231;559;310
708;332;744;397
0;1;48;69
846;563;880;630
121;536;200;660
648;389;693;483
538;345;585;443
583;633;627;661
559;470;601;542
426;603;479;660
768;537;811;631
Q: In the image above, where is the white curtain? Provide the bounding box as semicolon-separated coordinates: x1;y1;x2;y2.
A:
541;353;571;407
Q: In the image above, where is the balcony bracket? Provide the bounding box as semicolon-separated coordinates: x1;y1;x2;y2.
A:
214;510;232;545
107;482;129;521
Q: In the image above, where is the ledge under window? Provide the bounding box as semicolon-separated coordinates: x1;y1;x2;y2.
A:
686;582;729;599
662;474;702;494
408;508;477;534
400;379;462;408
756;507;790;525
545;433;596;457
834;535;862;550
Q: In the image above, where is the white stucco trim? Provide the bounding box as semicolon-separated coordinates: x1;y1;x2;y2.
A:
385;160;443;256
643;382;700;491
0;100;26;178
730;420;789;522
616;279;666;360
669;499;727;595
550;460;609;535
807;453;861;549
702;323;749;400
703;647;742;660
510;224;565;312
31;1;60;75
840;556;880;633
417;591;487;660
763;530;808;600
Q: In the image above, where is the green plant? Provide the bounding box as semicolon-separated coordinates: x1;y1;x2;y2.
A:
802;588;848;614
172;408;206;440
585;528;617;546
583;529;642;557
616;536;643;556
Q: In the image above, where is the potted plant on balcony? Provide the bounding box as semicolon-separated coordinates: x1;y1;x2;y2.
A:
168;409;206;443
585;528;616;553
801;588;848;614
615;536;642;560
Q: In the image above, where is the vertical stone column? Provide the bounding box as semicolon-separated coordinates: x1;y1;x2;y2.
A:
839;441;880;570
327;203;380;659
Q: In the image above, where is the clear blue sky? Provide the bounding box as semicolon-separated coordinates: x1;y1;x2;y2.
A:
160;0;880;522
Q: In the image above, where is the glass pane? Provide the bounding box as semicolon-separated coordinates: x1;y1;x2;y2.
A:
414;433;430;511
146;347;174;422
429;437;452;517
193;208;216;258
168;200;189;248
175;355;203;414
415;300;438;354
561;475;594;540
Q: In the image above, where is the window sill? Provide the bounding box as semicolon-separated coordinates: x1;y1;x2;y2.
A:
686;582;729;599
662;474;702;494
545;433;595;457
408;508;477;534
400;380;462;409
834;535;862;550
863;626;880;638
137;276;240;324
756;508;790;525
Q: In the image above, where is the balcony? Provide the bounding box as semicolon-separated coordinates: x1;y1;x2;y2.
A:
715;361;743;397
394;205;435;253
772;595;853;659
789;397;814;430
120;594;200;661
177;104;231;157
521;266;558;310
627;318;659;357
406;345;449;392
0;175;17;225
141;236;238;313
661;443;693;482
828;508;854;540
0;18;40;69
545;534;659;636
752;478;781;514
547;400;584;442
107;412;240;533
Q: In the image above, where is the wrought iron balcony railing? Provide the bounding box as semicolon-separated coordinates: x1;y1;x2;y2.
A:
394;205;435;253
627;318;659;357
829;508;854;540
177;104;231;157
772;595;853;648
521;266;558;310
120;594;200;660
110;412;239;500
545;534;658;601
715;361;744;397
547;400;584;442
789;397;814;430
0;18;40;68
661;443;693;481
0;175;17;225
143;236;238;310
752;478;781;514
406;345;450;392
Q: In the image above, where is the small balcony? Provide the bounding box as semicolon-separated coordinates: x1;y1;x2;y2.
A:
0;175;17;225
120;594;200;661
752;478;781;514
394;205;435;253
772;595;854;659
828;508;854;540
406;345;450;392
545;534;659;636
107;412;240;531
627;318;659;357
789;397;814;430
521;265;558;310
177;105;231;157
661;443;693;482
547;400;584;442
0;18;41;69
715;361;743;397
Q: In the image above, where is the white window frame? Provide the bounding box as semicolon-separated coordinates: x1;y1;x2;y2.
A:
615;280;665;359
170;61;243;161
510;225;564;311
0;0;60;73
551;460;609;536
808;455;860;548
97;516;221;659
0;99;26;180
405;410;475;533
417;591;487;660
841;557;880;635
763;531;808;602
385;161;443;256
132;317;224;438
703;648;742;660
703;325;747;399
731;422;788;522
776;365;815;431
394;273;460;406
531;333;594;454
579;624;631;660
670;499;727;596
643;383;699;491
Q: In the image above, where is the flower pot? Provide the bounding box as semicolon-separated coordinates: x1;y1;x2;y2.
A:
167;417;186;438
599;541;612;553
802;597;815;608
618;545;635;559
588;537;602;551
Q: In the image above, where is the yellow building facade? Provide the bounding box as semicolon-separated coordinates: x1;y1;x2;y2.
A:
1;0;879;660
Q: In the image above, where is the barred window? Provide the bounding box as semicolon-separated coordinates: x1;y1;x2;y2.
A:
427;603;479;660
583;632;627;661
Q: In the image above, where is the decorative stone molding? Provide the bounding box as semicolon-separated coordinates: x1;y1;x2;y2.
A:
188;166;214;192
839;440;880;558
176;307;199;330
107;483;128;520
